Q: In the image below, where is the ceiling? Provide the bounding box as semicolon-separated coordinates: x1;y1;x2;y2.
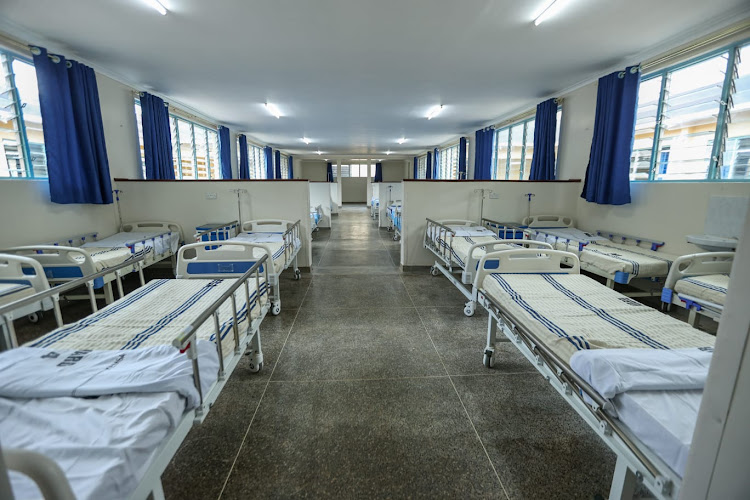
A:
1;0;748;158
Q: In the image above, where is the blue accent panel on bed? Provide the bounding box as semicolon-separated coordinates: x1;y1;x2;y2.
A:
614;271;630;284
661;288;673;304
186;261;263;275
43;266;84;279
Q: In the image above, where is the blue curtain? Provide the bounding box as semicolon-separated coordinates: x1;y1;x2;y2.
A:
139;92;174;181
474;128;494;180
413;157;418;179
374;162;383;182
238;134;249;179
264;146;273;179
33;47;114;204
458;137;467;179
327;162;333;182
274;150;281;179
426;151;433;179
288;155;294;179
433;148;440;179
218;126;232;179
581;67;640;205
529;99;558;181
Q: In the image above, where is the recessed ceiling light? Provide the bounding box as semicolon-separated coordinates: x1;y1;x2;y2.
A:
534;0;568;26
265;103;281;119
316;150;323;155
144;0;168;15
302;137;312;144
426;105;443;120
397;137;406;144
385;150;392;155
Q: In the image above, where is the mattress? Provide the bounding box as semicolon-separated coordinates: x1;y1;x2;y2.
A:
0;283;34;307
674;274;729;306
433;226;516;268
230;232;300;274
28;278;268;358
481;273;714;364
77;245;154;272
82;230;180;256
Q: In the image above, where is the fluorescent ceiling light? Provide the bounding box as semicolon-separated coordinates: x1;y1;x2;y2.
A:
397;137;406;144
316;150;323;155
302;137;311;144
144;0;168;15
426;105;443;120
265;102;281;118
534;0;568;26
385;150;392;155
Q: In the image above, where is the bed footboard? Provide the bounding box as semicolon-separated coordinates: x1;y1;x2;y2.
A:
521;214;575;228
176;242;274;279
463;240;554;284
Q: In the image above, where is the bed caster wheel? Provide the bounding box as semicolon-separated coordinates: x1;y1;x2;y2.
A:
27;312;41;323
464;302;475;317
393;235;398;241
248;358;264;373
483;350;495;369
294;269;302;280
271;303;281;316
430;266;440;277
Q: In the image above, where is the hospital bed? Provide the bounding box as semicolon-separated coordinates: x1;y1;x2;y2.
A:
524;215;679;291
472;247;715;499
0;254;62;327
661;251;734;326
310;205;322;233
185;219;302;316
370;196;379;219
3;221;183;305
387;201;402;241
0;252;270;500
423;218;552;316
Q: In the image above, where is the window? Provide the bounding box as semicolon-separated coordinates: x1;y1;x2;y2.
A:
234;139;266;179
338;163;370;177
279;154;290;179
437;144;459;179
135;100;220;179
0;49;47;178
417;155;427;178
492;108;562;180
631;40;750;181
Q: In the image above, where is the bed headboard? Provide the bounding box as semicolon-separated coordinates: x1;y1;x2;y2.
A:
176;242;273;279
437;219;479;227
473;249;580;290
522;215;574;228
122;221;184;241
241;220;295;233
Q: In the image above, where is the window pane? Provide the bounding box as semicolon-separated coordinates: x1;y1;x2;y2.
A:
135;103;147;178
194;127;208;179
12;59;47;177
656;53;727;180
494;129;509;179
508;123;524;180
630;76;663;180
177;119;195;179
722;44;750;180
0;53;23;177
521;120;534;180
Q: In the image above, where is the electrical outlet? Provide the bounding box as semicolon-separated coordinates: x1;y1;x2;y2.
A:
205;192;218;200
489;192;499;199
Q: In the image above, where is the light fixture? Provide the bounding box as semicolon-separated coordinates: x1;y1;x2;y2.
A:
265;102;281;119
385;150;392;155
397;137;406;144
534;0;567;26
144;0;168;15
426;105;443;120
316;150;323;155
302;137;311;144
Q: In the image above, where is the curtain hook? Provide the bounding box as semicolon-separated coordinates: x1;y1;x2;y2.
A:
49;55;61;64
29;46;42;56
66;61;72;68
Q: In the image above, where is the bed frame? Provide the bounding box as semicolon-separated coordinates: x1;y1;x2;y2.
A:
180;219;302;316
2;221;183;305
0;255;270;500
386;201;402;241
472;248;682;500
424;218;552;316
661;251;734;326
310;205;323;234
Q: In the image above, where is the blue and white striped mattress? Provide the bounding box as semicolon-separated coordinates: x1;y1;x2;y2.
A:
674;274;729;306
482;273;714;364
433;227;517;268
228;232;299;274
72;246;154;272
578;241;678;278
27;278;268;358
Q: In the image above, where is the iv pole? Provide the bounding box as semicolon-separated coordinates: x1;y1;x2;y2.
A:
113;189;124;230
474;188;494;222
231;189;248;226
523;192;536;223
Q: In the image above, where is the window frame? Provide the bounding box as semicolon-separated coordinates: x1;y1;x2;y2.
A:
437;143;460;180
0;48;46;179
632;38;750;183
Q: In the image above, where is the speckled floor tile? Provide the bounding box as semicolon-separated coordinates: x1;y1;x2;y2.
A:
301;274;411;309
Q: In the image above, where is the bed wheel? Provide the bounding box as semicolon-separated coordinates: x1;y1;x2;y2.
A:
464;302;475;317
483;350;495;369
393;235;399;241
249;361;263;373
430;266;440;277
271;303;281;316
27;312;41;323
294;269;302;280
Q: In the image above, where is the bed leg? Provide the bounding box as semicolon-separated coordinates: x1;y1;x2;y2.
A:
609;457;638;500
606;278;615;289
138;264;146;286
103;282;115;305
271;283;281;316
52;297;64;329
86;282;98;313
687;308;698;327
248;328;264;373
483;316;497;368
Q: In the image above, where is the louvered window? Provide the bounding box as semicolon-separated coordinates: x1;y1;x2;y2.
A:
417;155;427;178
438;144;459;179
630;39;750;181
493;108;562;180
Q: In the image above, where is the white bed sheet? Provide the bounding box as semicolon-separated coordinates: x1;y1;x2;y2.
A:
28;278;268;359
674;274;729;306
82;231;180;256
481;273;715;363
77;245;153;272
434;229;516;268
229;232;299;274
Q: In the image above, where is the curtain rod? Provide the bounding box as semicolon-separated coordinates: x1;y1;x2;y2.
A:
132;90;218;129
0;32;30;56
491;97;564;130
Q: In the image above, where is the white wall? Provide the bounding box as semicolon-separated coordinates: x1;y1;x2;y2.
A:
401;180;581;267
309;182;332;228
0;180;119;247
97;73;142;179
115;180;313;267
299;160;327;181
382;160;406;182
342;177;367;202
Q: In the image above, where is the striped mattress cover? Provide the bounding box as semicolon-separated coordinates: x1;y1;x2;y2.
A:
27;278;268;358
674;274;729;306
0;283;34;307
433;227;516;268
481;273;714;364
75;245;154;272
579;241;678;279
229;232;300;274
